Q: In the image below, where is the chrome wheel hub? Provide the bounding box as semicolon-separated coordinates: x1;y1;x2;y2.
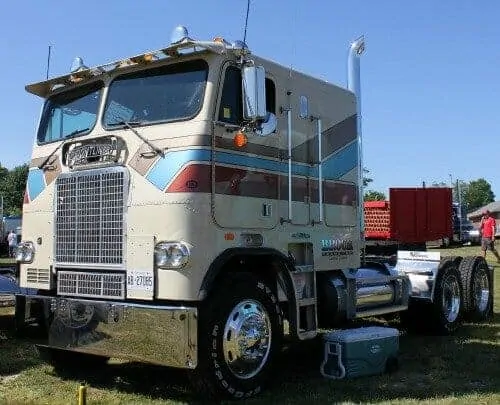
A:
223;299;271;380
474;270;490;312
442;274;461;323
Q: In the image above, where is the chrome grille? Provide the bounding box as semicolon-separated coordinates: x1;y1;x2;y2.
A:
57;271;125;299
55;167;128;267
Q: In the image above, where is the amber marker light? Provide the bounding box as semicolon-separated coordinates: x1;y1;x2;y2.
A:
224;232;235;241
233;131;248;148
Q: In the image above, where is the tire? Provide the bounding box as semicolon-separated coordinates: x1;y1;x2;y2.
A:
191;272;283;400
14;296;49;338
458;256;492;322
13;295;27;337
399;257;463;335
429;261;463;334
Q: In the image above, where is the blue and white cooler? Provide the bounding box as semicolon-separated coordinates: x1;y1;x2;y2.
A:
320;326;400;379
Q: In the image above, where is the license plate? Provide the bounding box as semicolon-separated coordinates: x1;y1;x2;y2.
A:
127;270;154;292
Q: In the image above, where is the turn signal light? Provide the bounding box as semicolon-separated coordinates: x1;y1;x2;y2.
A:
233;131;248;148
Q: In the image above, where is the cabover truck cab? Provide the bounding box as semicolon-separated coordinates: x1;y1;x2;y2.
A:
15;26;493;400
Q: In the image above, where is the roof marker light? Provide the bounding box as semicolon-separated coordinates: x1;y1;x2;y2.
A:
70;56;87;73
170;25;190;45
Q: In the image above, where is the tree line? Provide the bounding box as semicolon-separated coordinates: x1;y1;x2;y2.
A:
0;163;28;217
363;168;496;213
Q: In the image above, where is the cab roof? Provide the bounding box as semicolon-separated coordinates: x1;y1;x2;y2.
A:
26;27;250;98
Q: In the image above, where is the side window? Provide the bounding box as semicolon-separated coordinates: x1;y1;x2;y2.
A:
265;78;276;114
218;66;242;125
218;65;276;124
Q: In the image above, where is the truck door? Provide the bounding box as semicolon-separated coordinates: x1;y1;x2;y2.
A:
212;63;280;229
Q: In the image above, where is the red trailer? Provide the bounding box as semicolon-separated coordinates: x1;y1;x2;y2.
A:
364;187;453;255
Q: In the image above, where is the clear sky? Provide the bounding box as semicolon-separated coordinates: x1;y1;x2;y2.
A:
1;0;499;198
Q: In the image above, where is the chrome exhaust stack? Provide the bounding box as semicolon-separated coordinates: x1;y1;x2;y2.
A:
347;36;366;248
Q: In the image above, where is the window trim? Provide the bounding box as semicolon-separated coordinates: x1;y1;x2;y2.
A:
215;61;277;127
101;58;209;131
265;77;276;115
216;64;243;125
36;80;104;146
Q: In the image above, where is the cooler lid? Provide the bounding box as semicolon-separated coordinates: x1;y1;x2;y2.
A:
324;326;400;343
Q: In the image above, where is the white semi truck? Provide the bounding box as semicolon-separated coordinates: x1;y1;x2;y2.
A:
15;26;493;399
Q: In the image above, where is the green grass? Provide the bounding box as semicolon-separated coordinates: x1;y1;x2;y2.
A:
0;245;499;404
0;257;15;265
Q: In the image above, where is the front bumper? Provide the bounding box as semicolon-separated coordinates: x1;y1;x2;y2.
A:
18;295;198;369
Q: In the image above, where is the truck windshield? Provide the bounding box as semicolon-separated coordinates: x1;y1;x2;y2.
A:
103;59;208;127
37;81;103;144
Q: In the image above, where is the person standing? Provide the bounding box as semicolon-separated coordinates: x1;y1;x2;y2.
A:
479;210;500;263
7;230;17;258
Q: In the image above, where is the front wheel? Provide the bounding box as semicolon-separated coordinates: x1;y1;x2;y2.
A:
192;272;283;400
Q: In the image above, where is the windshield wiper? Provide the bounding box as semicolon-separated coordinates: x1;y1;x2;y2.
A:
38;128;90;169
66;127;91;138
112;121;165;158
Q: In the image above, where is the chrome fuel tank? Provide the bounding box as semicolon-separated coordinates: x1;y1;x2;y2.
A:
355;267;394;309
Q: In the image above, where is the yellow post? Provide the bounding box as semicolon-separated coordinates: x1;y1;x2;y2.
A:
78;384;87;405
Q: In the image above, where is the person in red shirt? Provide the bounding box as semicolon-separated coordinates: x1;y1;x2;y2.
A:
479;210;500;262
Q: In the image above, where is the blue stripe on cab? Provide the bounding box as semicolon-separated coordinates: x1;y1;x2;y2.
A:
315;141;358;179
217;151;308;177
27;169;46;201
146;149;212;190
145;143;358;191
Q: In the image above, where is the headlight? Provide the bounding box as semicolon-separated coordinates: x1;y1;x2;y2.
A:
155;241;190;269
15;241;35;263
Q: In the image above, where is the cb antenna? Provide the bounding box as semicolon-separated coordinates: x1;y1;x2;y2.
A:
243;0;251;44
46;45;52;80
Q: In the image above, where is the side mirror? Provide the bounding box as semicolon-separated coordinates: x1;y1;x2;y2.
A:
255;112;277;136
242;65;267;121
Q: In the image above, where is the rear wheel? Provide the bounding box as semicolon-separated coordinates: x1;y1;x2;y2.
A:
430;262;463;334
401;261;463;335
191;272;283;400
459;256;492;321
